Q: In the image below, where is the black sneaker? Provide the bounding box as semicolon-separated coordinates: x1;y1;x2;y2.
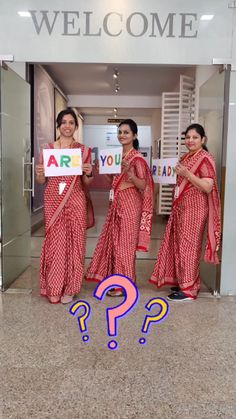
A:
167;291;194;302
170;286;180;292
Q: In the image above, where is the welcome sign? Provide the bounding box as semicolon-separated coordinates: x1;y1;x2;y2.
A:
0;1;232;64
43;148;82;176
99;147;122;174
152;158;177;184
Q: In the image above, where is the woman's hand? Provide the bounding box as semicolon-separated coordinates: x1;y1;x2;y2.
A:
82;162;93;185
176;162;213;194
35;164;45;177
176;163;190;179
124;163;146;190
94;159;100;173
35;164;46;184
82;163;93;177
122;160;130;173
127;166;136;182
122;161;136;183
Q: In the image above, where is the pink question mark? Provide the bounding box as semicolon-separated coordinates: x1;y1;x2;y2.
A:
94;274;139;350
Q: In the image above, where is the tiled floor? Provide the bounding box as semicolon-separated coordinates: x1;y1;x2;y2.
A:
1;191;235;418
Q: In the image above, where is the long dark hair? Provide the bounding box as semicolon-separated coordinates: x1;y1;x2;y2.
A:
185;123;208;151
56;108;78;129
118;119;139;150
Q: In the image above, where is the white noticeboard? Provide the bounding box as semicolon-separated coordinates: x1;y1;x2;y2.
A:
99;147;122;174
43;148;82;177
152;158;178;184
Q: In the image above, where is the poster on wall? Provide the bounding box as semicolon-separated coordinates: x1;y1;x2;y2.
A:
33;65;55;211
106;128;119;146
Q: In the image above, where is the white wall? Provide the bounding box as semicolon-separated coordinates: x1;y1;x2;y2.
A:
198;70;225;179
151;109;161;157
1;1;233;64
84;115;152;125
195;65;220;121
83;125;152;150
69;95;162;108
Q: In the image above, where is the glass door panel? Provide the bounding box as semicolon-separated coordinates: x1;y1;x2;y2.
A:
199;68;226;293
0;66;31;290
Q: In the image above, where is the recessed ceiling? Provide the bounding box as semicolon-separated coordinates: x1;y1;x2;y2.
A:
77;107;156;117
43;63;195;118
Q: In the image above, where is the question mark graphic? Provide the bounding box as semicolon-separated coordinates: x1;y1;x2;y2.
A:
69;300;91;342
139;297;169;345
94;274;139;350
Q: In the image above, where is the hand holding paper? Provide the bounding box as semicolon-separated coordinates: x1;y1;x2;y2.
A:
43;148;82;177
83;163;93;177
35;164;45;177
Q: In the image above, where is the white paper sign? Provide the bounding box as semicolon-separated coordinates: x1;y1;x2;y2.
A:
152;158;178;184
99;147;122;174
43;148;82;177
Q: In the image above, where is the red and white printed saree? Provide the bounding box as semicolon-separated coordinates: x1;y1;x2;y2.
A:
86;149;154;283
150;149;221;298
40;142;94;298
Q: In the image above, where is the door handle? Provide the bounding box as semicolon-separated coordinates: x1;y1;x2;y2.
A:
22;157;35;197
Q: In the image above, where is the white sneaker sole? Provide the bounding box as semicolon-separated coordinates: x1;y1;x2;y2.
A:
167;296;195;302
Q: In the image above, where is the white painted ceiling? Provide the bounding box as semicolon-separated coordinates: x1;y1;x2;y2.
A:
44;63;195;118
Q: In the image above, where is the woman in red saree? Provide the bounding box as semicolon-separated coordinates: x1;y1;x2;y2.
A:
35;109;94;304
150;123;221;301
86;119;153;296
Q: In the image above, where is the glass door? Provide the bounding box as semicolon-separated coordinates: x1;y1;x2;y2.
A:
0;65;31;290
198;67;229;294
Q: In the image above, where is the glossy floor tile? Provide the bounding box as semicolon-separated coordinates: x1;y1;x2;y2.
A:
1;190;235;418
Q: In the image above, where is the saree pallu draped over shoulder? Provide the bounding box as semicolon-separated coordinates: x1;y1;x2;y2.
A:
86;149;154;283
150;149;221;299
40;142;94;299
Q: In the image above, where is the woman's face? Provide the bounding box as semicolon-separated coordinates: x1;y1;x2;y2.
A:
117;124;135;147
58;114;77;138
185;129;205;153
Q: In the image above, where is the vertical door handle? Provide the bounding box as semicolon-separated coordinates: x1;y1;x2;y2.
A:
22;157;35;197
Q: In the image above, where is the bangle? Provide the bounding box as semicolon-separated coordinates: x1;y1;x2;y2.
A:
85;173;93;178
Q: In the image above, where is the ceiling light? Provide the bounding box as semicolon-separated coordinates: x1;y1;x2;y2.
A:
200;15;214;21
18;11;31;17
113;68;119;78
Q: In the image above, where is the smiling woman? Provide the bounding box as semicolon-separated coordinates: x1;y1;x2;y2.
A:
35;108;94;305
86;119;154;296
150;123;221;302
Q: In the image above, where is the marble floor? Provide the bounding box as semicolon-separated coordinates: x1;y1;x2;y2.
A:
1;191;236;418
